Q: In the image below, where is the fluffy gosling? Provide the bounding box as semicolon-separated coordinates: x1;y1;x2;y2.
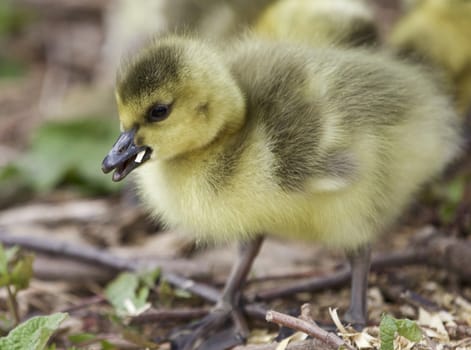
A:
102;35;461;348
389;0;471;115
254;0;378;48
164;0;275;41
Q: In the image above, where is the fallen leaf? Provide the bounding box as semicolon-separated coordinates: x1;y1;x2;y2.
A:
275;332;308;350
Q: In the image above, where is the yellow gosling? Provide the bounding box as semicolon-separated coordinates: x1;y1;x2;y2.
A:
102;35;462;347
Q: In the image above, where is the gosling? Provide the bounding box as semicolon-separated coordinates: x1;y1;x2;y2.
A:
102;35;461;348
254;0;378;48
389;0;471;115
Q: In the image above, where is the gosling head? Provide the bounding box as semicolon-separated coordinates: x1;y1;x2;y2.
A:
102;36;245;181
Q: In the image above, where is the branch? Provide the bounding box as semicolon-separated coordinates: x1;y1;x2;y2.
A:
33;255;115;282
60;296;105;313
256;250;423;300
0;230;271;321
129;307;210;325
233;339;334;350
3;227;470;316
266;306;354;350
0;231;219;303
255;268;350;301
256;228;471;301
0;231;138;270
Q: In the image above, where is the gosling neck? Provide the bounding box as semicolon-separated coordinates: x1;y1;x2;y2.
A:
170;102;247;166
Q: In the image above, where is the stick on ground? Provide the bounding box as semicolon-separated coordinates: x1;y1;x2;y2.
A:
266;306;354;350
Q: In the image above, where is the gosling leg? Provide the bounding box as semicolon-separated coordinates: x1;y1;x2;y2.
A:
174;236;264;350
343;244;371;329
220;236;265;305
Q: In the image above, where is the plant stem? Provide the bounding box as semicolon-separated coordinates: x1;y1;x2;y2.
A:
6;285;20;326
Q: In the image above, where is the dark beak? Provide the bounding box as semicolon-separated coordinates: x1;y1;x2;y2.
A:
102;128;152;182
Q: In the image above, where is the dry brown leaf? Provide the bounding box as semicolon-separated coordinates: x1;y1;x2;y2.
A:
275;332;308;350
328;307;348;334
246;329;277;345
394;335;416;350
418;308;450;342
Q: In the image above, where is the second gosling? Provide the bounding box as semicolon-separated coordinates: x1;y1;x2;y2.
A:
103;36;461;348
254;0;378;47
389;0;471;115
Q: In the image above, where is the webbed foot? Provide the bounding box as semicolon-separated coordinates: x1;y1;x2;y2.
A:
171;237;265;350
170;303;248;350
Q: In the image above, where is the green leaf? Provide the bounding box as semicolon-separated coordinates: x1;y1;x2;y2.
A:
0;246;33;289
0;245;21;287
100;340;117;350
136;286;149;306
379;314;397;350
0;245;19;274
14;118;122;195
174;288;192;299
0;57;28;79
10;254;34;290
433;176;467;224
68;332;96;344
0;244;7;277
396;318;422;342
439;203;457;224
4;246;19;264
0;313;68;350
0;0;34;36
139;268;160;288
444;177;465;204
105;272;150;317
0;164;20;182
105;272;139;316
158;279;175;307
380;314;422;350
0;165;32;208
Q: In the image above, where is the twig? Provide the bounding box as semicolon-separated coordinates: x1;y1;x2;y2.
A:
3;227;471;320
68;332;148;350
0;231;270;321
233;339;334;350
266;309;354;350
256;246;436;301
255;268;351;301
162;273;219;304
0;232;137;270
0;200;108;226
247;271;324;285
299;303;316;323
390;287;441;312
244;303;271;320
446;323;471;340
0;231;219;303
129;307;210;325
60;295;106;313
256;230;471;309
34;255;115;282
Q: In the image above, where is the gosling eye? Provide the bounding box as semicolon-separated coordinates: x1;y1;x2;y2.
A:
147;104;171;122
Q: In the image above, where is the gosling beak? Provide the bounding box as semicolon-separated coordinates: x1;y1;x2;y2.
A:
102;128;152;182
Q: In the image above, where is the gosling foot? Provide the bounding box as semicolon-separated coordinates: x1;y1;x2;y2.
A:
170;237;264;350
343;307;366;331
170;303;248;350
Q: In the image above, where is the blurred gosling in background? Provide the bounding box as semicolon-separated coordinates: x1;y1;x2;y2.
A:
254;0;378;48
389;0;471;116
